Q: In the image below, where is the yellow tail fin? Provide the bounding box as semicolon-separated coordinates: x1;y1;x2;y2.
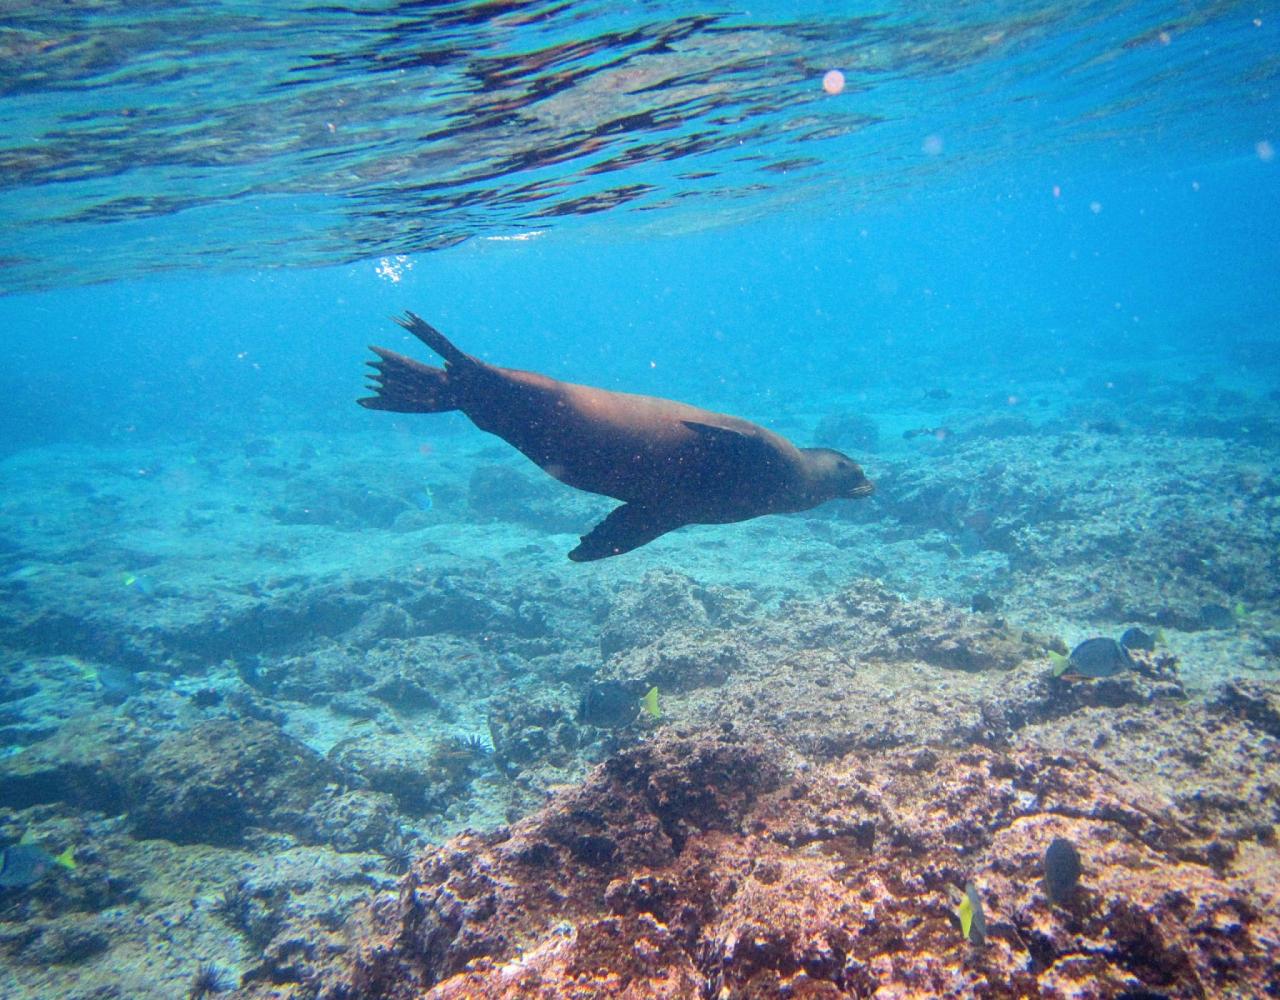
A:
956;892;973;939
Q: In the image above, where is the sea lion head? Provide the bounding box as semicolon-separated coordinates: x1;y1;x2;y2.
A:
799;447;875;501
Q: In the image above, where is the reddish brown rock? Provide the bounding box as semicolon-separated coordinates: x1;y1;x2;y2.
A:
308;721;1280;1000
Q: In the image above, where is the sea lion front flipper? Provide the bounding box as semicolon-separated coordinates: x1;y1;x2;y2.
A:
681;419;752;440
681;420;775;462
568;504;686;562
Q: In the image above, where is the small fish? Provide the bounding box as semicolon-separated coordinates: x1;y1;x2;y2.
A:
923;388;952;400
0;836;76;889
99;664;142;704
953;881;987;945
902;426;952;441
1043;837;1082;904
1199;603;1236;630
409;488;434;511
1119;627;1156;652
122;573;156;598
579;682;661;728
79;662;142;705
1049;638;1134;680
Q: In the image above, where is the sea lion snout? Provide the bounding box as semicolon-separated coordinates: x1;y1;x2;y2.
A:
802;447;875;501
837;457;875;498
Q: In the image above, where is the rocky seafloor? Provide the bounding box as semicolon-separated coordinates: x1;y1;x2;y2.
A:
1;359;1278;998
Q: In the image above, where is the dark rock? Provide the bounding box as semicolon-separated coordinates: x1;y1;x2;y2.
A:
1210;680;1280;739
10;920;109;966
467;465;583;533
338;735;780;995
368;673;439;712
191;688;221;708
971;592;998;613
128;718;341;844
1043;837;1082;904
346;602;414;646
599;569;750;659
813;411;880;453
0;713;145;814
305;790;402;853
327;734;484;817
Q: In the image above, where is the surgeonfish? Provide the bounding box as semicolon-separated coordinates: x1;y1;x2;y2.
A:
1043;836;1082;904
578;681;662;728
1049;637;1133;680
0;835;76;889
953;881;987;945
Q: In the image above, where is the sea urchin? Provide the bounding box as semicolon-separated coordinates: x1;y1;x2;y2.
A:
188;961;230;999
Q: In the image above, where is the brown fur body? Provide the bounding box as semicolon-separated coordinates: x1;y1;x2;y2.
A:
360;312;873;560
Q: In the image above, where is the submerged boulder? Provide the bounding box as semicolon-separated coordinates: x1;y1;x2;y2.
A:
127;718;340;845
310;730;1280;1000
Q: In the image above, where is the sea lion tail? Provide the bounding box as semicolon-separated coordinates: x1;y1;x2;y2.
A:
395;311;473;368
358;346;459;413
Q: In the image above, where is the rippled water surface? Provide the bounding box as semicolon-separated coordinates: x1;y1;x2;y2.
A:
2;0;1275;292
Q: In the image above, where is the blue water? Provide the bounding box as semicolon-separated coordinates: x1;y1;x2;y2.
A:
0;2;1276;445
1;2;1278;996
4;163;1277;461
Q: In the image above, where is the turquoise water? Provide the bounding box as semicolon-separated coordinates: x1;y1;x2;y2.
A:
3;2;1278;428
1;3;1278;997
2;2;1277;447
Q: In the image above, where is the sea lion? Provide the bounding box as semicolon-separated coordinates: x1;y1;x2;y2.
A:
359;312;874;561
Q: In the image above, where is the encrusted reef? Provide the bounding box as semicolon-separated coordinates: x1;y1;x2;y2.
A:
304;726;1279;999
3;416;1279;998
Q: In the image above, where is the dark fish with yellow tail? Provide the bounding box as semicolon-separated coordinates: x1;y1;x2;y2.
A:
1049;638;1133;680
952;881;987;945
0;837;76;889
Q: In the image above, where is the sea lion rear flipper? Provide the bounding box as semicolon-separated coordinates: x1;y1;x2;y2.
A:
358;347;458;413
395;312;476;369
569;504;685;562
360;313;483;412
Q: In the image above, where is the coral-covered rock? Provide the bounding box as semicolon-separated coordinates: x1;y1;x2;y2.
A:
1211;678;1280;738
127;718;340;845
313;728;1280;1000
486;696;577;769
0;711;150;814
334;734;781;998
328;733;493;817
598;569;754;659
305;790;402;854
